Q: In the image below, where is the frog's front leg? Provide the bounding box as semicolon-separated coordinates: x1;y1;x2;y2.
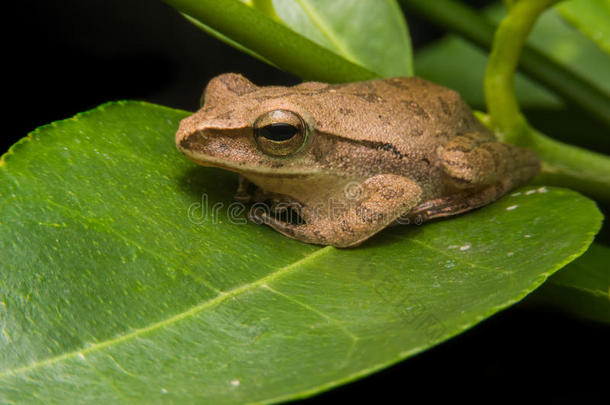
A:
250;175;422;247
233;175;253;202
410;131;540;221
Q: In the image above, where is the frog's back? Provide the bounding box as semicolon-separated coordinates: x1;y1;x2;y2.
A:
309;76;493;151
295;77;497;185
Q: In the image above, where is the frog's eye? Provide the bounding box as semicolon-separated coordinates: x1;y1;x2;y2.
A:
253;109;308;157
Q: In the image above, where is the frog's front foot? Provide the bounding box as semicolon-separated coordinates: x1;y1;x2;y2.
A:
249;174;423;248
233;175;253;203
248;206;338;246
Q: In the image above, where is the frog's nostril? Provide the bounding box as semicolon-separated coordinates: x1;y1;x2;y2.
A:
177;131;203;151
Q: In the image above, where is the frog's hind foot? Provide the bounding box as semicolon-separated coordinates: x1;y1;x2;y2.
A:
407;178;513;222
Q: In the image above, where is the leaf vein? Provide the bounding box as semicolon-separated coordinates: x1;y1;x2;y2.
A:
261;284;359;343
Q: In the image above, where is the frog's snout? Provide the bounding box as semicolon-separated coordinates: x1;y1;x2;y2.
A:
175;114;214;152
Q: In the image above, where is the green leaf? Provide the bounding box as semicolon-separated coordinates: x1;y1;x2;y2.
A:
271;0;413;77
558;0;610;54
528;243;610;323
163;0;377;83
0;103;602;402
521;3;610;98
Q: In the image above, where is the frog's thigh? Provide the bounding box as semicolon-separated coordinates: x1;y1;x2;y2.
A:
440;131;539;188
421;132;540;221
251;175;421;248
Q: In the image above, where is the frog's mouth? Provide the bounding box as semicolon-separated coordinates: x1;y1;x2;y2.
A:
177;135;321;177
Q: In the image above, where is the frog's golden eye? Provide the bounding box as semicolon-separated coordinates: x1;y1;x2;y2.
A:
253;109;308;157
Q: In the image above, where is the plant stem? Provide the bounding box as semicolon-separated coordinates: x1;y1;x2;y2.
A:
485;0;560;143
472;0;610;203
399;0;610;130
476;111;610;202
529;130;610;202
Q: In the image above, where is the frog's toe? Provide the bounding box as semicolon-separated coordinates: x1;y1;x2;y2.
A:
248;206;336;246
233;190;252;202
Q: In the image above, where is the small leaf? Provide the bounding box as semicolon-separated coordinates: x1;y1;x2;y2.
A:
529;243;610;323
163;0;377;82
523;4;610;97
0;103;602;402
558;0;610;54
272;0;413;77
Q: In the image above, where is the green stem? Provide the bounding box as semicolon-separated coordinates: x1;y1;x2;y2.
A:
399;0;610;130
476;111;610;202
529;131;610;202
480;0;610;202
485;0;560;143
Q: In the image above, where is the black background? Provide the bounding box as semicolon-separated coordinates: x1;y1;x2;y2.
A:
5;1;608;404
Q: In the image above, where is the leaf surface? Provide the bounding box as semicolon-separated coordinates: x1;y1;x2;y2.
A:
272;0;413;77
0;103;602;403
530;243;610;323
558;0;610;54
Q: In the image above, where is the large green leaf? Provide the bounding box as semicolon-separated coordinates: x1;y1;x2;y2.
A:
558;0;610;54
0;103;602;402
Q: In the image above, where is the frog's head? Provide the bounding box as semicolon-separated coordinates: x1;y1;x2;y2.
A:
176;73;326;176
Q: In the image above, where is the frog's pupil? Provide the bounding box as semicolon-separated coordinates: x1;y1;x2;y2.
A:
260;123;298;141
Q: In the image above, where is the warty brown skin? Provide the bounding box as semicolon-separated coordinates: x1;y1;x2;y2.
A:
176;73;540;247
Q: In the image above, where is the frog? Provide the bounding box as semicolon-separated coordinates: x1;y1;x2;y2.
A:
176;73;540;247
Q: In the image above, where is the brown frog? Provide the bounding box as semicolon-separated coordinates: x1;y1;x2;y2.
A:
176;73;539;247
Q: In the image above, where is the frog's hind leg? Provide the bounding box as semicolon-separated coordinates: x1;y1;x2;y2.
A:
409;131;540;222
407;178;513;222
439;131;539;189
